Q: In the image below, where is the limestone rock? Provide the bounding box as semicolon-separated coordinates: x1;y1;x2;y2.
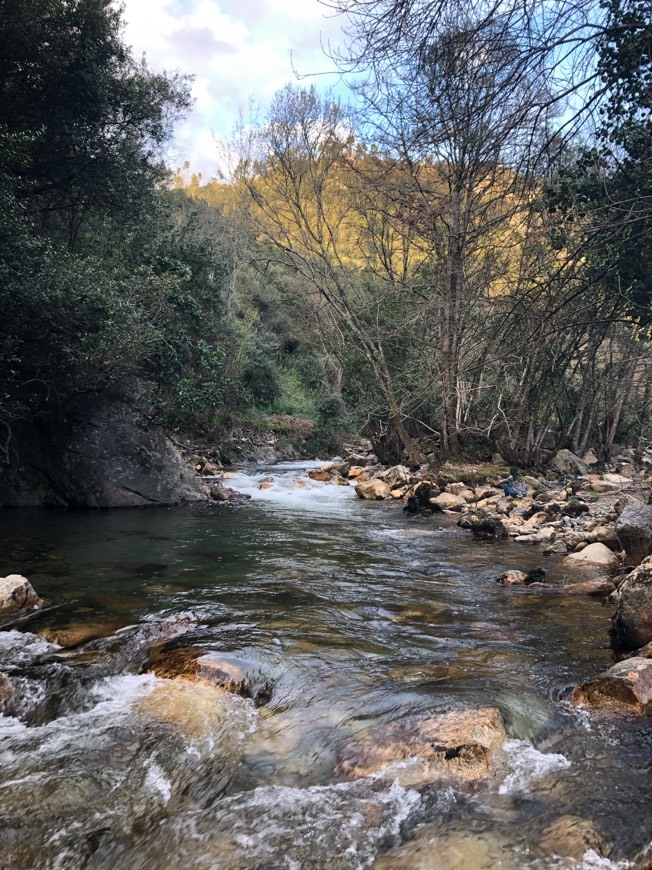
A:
570;657;652;714
0;575;42;614
587;525;620;549
430;492;467;511
563;542;619;568
335;707;506;788
355;479;391;500
610;555;652;650
616;505;652;565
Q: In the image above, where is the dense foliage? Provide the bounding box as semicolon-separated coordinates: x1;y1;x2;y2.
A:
0;0;650;467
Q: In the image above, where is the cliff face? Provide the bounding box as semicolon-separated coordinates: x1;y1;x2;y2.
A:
0;398;208;508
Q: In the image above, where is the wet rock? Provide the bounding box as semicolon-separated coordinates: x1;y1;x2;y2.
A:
0;673;14;713
135;678;254;740
616;505;652;565
470;515;508;540
429;492;467;512
610;555;652;650
563;542;619;568
335;707;506;787
562;578;616;597
496;570;528;585
570;657;652;714
404;481;438;514
37;620;125;648
536;815;609;862
148;647;272;703
496;568;546;586
0;575;42;614
308;469;332;482
355;479;391;500
208;478;250;504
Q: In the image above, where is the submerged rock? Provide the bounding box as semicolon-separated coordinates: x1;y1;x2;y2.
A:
570;657;652;714
375;829;518;870
562;578;616;597
0;575;42;614
610;555;652;650
536;815;610;863
148;647;272;703
335;707;506;788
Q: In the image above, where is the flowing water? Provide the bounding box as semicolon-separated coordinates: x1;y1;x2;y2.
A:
0;461;650;868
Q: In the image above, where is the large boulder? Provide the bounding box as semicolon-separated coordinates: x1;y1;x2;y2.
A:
570;657;652;714
616;505;652;565
355;479;391;500
335;707;506;788
610;556;652;650
430;492;467;512
550;449;588;476
0;575;42;614
0;398;208;508
563;543;619;568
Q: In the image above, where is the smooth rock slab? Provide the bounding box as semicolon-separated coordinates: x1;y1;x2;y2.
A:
570;657;652;714
0;575;42;614
563;542;619;568
335;707;506;787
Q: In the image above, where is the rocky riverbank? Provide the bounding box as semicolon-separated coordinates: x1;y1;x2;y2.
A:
260;443;652;717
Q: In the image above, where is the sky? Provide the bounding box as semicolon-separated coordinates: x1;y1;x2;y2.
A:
121;0;349;179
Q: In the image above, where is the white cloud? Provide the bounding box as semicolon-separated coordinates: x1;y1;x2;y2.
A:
121;0;348;177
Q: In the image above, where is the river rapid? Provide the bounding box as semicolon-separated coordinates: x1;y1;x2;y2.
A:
0;461;650;868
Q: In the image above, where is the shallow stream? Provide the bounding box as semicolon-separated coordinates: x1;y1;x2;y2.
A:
0;461;650;868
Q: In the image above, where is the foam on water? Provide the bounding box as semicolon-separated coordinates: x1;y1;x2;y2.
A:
499;739;571;794
228;463;358;510
140;777;425;869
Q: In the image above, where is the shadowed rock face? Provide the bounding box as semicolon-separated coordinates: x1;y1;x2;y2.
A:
570;657;652;714
610;555;652;650
616;506;652;565
335;707;506;788
0;397;207;508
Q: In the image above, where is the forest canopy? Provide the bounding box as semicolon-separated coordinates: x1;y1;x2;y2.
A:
0;0;650;465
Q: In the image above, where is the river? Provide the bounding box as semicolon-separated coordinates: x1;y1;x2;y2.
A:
0;461;650;868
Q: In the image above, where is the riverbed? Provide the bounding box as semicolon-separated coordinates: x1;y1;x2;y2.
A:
0;461;650;867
